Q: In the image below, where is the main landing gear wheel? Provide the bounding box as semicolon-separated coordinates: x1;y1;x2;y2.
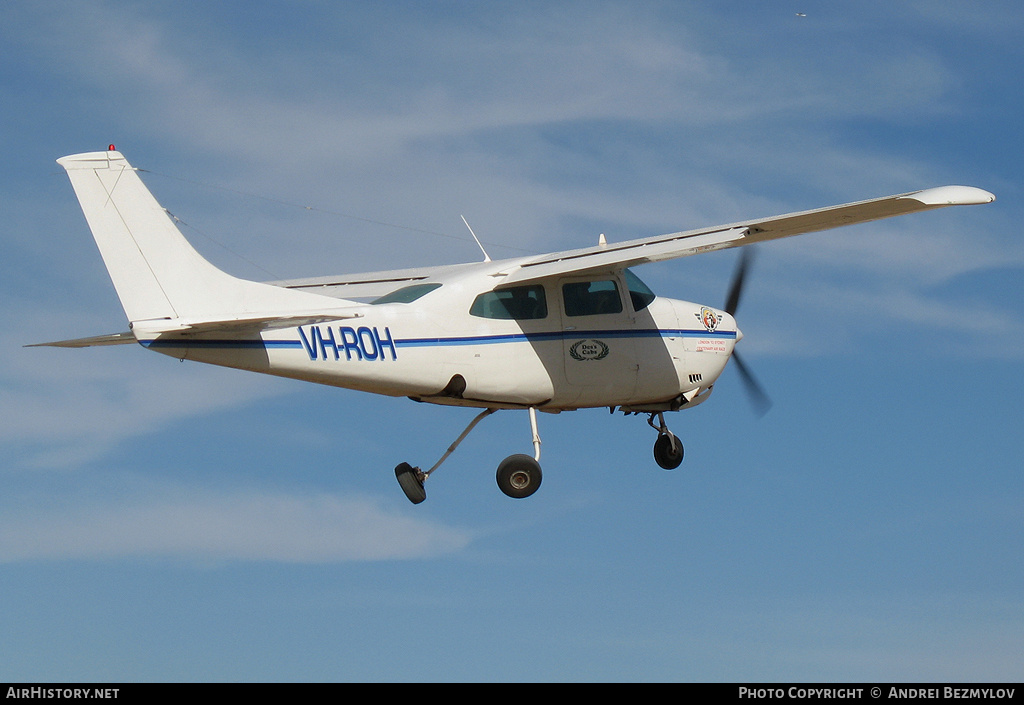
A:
395;462;427;504
653;433;684;470
496;454;543;499
393;407;544;503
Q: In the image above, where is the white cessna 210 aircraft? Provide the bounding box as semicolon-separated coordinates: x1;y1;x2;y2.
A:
38;148;994;504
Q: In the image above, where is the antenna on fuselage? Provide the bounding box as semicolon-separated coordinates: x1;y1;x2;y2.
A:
461;215;491;262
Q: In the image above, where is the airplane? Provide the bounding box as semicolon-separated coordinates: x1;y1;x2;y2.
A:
34;147;995;504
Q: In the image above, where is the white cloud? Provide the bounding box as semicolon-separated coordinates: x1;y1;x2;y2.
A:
10;3;962;166
1;308;291;468
0;486;474;562
7;1;988;271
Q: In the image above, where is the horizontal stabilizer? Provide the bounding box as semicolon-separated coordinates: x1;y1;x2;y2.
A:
27;305;367;348
130;309;364;337
26;332;136;348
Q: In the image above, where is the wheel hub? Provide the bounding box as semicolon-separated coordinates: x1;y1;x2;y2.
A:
509;470;531;490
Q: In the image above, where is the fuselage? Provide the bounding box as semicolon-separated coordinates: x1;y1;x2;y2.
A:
139;264;739;413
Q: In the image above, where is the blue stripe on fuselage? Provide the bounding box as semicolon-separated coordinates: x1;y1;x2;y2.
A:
393;328;735;348
139;328;734;351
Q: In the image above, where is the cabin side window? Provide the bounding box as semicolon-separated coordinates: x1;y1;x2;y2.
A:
562;280;623;317
470;285;548;320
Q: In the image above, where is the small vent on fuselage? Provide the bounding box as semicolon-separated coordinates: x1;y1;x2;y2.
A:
688;373;703;384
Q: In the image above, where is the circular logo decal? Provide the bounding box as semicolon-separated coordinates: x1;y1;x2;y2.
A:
570;339;610;361
696;306;721;332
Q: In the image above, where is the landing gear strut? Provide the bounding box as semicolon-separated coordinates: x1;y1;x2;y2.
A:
395;408;496;504
394;407;544;503
496;407;543;499
648;412;683;470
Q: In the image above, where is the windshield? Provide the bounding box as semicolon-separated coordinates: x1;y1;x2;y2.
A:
370;282;442;305
624;269;656;311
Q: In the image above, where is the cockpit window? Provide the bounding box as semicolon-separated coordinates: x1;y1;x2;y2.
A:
624;269;656;312
371;282;442;305
470;285;547;320
562;279;623;317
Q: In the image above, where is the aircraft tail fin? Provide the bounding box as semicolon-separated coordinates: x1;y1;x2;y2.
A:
57;149;347;326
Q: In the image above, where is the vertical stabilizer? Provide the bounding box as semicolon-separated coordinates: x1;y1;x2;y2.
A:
58;150;342;325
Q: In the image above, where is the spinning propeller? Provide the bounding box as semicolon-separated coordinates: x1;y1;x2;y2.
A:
724;248;772;416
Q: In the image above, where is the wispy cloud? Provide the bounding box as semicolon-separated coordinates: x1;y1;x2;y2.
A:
0;485;474;562
2;308;290;468
8;3;962;168
7;1;992;268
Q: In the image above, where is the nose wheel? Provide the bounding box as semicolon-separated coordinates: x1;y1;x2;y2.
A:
653;432;684;469
649;412;684;470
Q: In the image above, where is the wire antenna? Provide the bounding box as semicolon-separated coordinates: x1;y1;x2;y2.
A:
461;215;491;262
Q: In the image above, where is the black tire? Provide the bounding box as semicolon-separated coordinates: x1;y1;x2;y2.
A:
653;433;683;470
395;462;427;504
496;454;542;499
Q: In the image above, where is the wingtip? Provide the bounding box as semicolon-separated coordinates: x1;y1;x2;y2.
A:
903;185;995;206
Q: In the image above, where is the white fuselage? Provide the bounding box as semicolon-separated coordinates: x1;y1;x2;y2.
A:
139;265;738;413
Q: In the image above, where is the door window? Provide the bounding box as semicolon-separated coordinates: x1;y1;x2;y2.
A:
562;280;623;317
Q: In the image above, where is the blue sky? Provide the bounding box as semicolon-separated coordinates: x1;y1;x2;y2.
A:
2;1;1022;682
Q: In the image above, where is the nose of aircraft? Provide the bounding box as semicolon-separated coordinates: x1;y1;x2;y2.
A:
722;311;742;343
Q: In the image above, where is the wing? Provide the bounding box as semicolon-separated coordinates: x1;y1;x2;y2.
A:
265;262;483;300
499;185;994;285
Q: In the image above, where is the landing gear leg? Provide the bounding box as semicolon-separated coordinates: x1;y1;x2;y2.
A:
495;407;543;499
648;412;683;470
528;406;542;462
395;408;497;504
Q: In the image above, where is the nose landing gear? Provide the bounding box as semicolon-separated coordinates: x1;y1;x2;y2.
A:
648;412;684;470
